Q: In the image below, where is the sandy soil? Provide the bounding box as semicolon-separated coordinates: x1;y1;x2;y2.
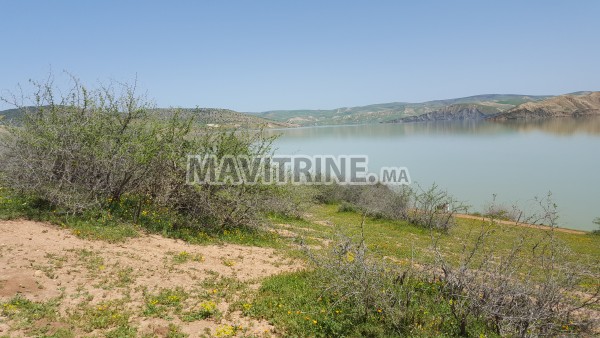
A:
0;219;301;337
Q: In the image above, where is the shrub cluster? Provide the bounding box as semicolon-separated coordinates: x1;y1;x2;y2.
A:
0;76;299;232
307;218;599;337
315;182;466;231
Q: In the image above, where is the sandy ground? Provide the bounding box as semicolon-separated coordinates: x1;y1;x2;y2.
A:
0;220;301;337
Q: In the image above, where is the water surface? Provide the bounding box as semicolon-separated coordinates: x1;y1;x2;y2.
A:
267;117;600;231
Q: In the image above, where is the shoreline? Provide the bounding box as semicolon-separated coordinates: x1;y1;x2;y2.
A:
454;213;588;235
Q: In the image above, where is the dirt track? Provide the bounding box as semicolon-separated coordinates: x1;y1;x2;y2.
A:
453;213;587;235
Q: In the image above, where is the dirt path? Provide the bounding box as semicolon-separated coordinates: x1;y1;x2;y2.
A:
453;213;587;235
0;219;300;337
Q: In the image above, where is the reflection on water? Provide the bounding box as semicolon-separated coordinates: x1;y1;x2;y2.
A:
499;116;600;136
266;116;600;139
269;117;600;231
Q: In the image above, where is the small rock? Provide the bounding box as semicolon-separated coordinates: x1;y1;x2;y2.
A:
34;270;44;277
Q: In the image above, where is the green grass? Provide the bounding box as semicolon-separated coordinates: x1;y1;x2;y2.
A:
271;204;600;291
247;204;599;337
249;205;600;336
0;187;284;248
295;204;600;273
66;218;139;243
169;250;205;264
105;325;138;338
69;300;131;332
181;300;219;322
0;189;139;242
143;287;189;319
0;295;69;336
248;270;498;337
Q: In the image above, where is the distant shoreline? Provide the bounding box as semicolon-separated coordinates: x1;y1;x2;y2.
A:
454;213;588;235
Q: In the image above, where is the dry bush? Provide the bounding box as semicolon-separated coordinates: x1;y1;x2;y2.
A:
482;194;523;222
430;195;600;337
315;183;408;219
305;195;599;336
303;216;419;333
0;75;187;212
399;183;467;232
0;74;300;230
315;181;467;231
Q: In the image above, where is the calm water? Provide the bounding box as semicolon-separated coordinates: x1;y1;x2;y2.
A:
267;117;600;231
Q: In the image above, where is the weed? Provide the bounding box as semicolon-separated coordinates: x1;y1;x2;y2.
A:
181;300;219;321
143;288;188;318
69;301;130;332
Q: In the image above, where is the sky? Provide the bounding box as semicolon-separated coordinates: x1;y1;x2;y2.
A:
1;0;599;112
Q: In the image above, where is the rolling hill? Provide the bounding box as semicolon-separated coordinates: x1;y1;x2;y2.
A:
0;107;294;129
490;92;600;121
3;92;597;128
151;108;296;128
386;104;493;123
257;94;551;126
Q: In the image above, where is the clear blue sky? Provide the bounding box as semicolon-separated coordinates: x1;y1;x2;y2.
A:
1;0;599;112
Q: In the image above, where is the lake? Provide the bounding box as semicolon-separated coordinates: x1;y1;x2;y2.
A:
267;117;600;231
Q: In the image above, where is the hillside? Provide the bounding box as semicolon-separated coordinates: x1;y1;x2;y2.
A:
0;108;23;123
386;104;494;123
491;92;600;121
152;108;296;128
4;92;596;128
0;107;294;129
258;94;550;126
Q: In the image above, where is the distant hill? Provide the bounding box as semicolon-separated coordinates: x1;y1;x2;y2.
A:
490;92;600;121
387;104;494;123
4;92;596;128
151;108;295;128
0;107;294;129
0;108;24;123
258;94;551;126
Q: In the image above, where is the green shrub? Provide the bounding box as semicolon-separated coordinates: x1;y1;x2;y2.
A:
0;75;300;233
337;201;357;213
315;183;407;219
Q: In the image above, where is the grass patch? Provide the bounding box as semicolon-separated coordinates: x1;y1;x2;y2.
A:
69;248;105;277
249;270;497;337
143;287;188;319
105;325;137;338
66;218;139;243
181;300;219;322
164;324;188;338
304;204;600;276
0;187;285;248
170;250;205;264
162;224;286;249
200;275;251;303
75;302;130;332
0;189;139;243
0;295;73;337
